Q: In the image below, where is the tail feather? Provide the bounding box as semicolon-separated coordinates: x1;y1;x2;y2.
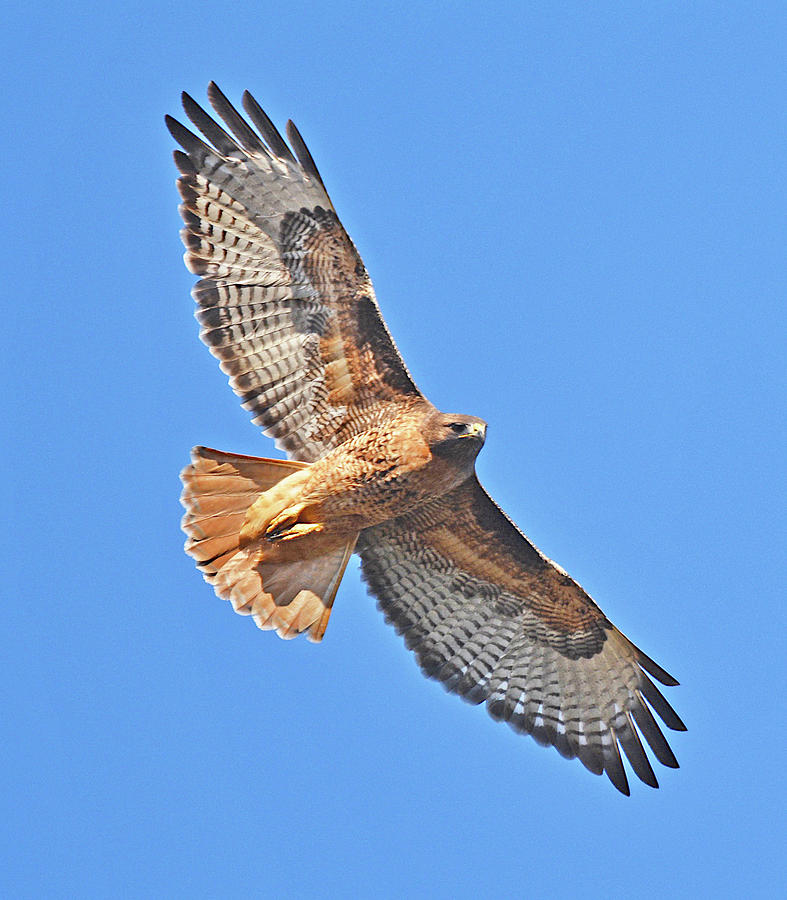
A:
209;540;358;640
180;446;357;641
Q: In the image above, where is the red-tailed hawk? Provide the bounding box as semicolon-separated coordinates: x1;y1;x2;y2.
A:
168;84;685;795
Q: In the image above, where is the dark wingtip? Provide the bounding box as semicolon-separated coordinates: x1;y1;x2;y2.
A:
173;149;196;175
639;676;687;732
242;91;296;162
612;776;632;797
164;113;181;138
631;699;680;768
285;119;325;188
604;740;631;796
207;82;267;155
634;644;680;687
179;91;239;156
180;91;199;118
165;114;211;157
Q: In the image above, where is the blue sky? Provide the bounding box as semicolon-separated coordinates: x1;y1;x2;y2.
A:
3;2;785;897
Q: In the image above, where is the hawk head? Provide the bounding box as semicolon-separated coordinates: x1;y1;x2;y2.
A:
426;411;487;467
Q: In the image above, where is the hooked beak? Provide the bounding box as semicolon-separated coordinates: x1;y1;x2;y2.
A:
465;421;487;442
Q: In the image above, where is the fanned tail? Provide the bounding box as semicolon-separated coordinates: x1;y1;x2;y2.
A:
180;446;357;641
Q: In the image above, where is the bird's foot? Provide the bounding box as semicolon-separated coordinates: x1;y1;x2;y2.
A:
265;504;323;542
266;521;325;543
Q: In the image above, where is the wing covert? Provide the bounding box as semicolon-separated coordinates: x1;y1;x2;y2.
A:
357;476;685;794
168;84;421;462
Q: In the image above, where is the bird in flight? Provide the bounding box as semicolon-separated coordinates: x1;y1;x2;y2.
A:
167;84;685;795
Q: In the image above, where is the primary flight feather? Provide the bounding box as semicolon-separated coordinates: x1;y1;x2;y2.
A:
168;84;685;795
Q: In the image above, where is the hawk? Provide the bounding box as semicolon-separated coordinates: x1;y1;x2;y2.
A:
167;84;685;795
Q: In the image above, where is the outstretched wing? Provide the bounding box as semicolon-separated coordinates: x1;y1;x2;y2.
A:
358;476;686;795
167;84;421;462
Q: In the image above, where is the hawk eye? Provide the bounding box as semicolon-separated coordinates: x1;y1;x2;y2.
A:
449;422;467;434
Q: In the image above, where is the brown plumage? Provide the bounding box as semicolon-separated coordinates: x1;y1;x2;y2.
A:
169;84;686;795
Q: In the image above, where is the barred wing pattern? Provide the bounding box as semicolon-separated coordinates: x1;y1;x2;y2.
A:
167;84;420;462
358;477;686;794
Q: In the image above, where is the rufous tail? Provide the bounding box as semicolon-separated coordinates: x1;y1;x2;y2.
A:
180;446;357;641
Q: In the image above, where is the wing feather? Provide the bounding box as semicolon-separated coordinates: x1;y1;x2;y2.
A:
168;86;421;462
358;476;685;794
241;90;298;164
206;83;268;156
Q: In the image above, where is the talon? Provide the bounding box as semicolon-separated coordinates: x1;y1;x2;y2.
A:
267;522;324;543
265;516;297;540
264;504;305;540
